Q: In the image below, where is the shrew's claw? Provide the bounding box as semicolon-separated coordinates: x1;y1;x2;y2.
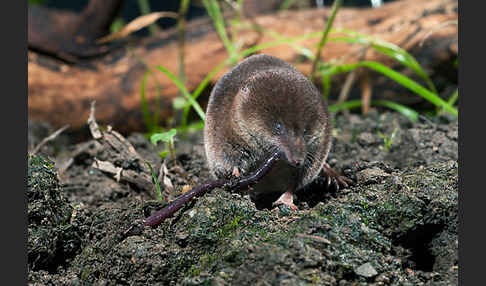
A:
321;163;353;191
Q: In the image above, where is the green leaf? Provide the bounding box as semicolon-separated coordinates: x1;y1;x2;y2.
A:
158;151;169;158
151;129;177;145
173;97;187;110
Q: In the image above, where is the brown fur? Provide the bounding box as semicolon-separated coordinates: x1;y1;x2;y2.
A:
204;54;332;197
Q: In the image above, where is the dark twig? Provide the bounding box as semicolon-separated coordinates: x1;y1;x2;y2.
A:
30;124;70;155
88;101;154;191
145;151;283;227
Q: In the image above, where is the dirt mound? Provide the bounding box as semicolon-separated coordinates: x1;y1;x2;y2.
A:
28;111;458;285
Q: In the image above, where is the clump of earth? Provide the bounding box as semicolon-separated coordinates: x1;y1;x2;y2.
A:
28;110;457;285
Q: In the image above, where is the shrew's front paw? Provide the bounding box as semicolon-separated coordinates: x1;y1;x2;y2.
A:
321;163;353;191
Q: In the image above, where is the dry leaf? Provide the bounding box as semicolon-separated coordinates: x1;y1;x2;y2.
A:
163;174;174;192
97;11;178;44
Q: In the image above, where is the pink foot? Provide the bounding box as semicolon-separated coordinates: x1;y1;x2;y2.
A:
232;166;241;177
272;191;298;210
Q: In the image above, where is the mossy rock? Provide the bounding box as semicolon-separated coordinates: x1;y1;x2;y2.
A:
28;154;82;271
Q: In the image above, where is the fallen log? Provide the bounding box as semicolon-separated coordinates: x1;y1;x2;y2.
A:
28;0;458;134
28;0;123;62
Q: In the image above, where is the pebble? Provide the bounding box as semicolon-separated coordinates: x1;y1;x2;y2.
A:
355;262;378;278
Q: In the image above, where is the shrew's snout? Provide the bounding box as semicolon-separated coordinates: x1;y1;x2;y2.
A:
281;136;306;167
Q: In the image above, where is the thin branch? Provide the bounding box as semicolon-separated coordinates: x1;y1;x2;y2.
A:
30;124;70;155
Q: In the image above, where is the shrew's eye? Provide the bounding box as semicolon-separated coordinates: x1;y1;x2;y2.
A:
274;122;282;134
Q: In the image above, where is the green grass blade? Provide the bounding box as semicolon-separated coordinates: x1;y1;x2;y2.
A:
202;0;237;60
131;48;164;134
329;99;419;121
264;30;316;60
328;100;364;113
372;100;419;121
145;161;162;202
156;65;206;121
182;59;230;126
447;88;458;106
310;0;342;79
321;73;331;99
329;29;437;93
322;61;457;116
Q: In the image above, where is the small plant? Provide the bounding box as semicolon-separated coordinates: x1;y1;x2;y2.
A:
260;15;457;119
318;29;458;118
146;0;457;134
377;128;398;152
145;161;163;202
151;128;178;161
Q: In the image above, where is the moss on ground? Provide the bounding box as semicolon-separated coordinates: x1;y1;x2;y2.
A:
28;112;458;285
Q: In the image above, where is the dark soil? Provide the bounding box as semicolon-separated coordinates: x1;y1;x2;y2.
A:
27;110;458;285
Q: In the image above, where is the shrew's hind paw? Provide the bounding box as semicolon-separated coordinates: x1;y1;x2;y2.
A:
272;191;298;211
